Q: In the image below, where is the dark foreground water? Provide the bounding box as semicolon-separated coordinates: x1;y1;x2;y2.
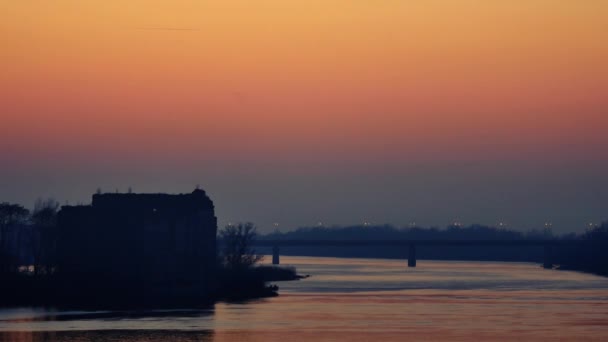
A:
1;256;608;341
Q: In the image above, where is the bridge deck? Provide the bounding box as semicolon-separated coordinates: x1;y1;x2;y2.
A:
245;239;604;268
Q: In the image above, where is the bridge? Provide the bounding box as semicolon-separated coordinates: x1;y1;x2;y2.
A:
252;239;599;269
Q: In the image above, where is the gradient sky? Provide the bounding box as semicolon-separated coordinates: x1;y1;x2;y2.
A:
1;1;607;232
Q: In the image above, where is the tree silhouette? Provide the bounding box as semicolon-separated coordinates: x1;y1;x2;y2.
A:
0;203;29;273
31;198;60;275
219;222;263;269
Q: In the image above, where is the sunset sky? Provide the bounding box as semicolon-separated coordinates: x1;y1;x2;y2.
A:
1;1;607;232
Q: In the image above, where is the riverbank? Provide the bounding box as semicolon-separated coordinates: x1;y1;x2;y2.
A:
216;265;308;301
0;265;305;308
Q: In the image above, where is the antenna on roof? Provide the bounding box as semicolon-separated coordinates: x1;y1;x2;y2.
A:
128;187;133;194
195;184;201;190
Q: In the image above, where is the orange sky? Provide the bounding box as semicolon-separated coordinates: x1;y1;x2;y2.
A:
1;1;607;230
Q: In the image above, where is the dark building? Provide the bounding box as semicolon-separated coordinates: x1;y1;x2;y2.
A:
56;189;217;302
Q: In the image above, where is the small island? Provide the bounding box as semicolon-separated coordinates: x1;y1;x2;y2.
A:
0;189;302;308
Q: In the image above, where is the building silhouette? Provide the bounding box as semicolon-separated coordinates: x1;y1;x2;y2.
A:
56;189;217;302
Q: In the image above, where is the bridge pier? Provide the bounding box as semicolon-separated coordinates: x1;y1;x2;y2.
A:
408;244;416;267
272;246;280;265
543;245;553;269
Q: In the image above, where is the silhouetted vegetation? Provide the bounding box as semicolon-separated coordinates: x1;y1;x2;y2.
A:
0;202;29;274
1;200;60;276
0;199;59;306
263;223;553;241
219;223;264;270
216;223;301;300
554;222;608;276
31;198;60;275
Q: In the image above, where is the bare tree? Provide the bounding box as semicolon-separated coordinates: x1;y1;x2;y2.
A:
220;222;264;269
32;199;59;227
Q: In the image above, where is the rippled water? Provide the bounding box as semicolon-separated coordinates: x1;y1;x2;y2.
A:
1;256;608;341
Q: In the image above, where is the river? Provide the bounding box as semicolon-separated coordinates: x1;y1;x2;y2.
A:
1;256;608;341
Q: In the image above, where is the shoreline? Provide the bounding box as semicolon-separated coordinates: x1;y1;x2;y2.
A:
0;265;306;309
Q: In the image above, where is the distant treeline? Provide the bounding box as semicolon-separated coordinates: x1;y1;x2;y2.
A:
263;223;564;241
0;199;59;275
259;223;608;275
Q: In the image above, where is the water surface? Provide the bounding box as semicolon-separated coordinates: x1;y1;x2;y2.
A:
1;256;607;341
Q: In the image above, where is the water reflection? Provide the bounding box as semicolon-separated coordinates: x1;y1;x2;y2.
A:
0;330;214;342
0;308;216;341
1;257;608;341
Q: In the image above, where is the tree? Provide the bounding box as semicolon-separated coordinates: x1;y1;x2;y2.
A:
0;202;29;242
31;198;60;228
583;221;608;241
219;222;263;269
0;202;30;273
31;198;60;275
0;202;29;232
